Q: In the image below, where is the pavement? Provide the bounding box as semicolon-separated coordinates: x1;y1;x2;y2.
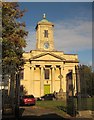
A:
1;105;94;120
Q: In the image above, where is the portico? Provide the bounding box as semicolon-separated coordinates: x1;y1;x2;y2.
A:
26;62;65;97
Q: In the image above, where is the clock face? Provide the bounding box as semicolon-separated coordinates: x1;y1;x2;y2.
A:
44;42;49;49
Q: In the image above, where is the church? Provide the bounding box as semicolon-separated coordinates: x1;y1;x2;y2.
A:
21;14;79;98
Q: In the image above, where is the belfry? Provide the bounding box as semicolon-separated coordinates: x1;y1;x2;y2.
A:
21;14;79;98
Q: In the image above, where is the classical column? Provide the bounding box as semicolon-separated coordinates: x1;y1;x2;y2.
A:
72;72;76;95
40;65;44;96
30;65;34;95
51;66;55;93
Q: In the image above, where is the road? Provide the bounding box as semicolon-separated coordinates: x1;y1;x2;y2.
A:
19;106;94;120
19;105;68;119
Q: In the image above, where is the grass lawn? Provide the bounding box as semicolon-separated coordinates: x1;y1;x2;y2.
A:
36;100;66;109
36;100;68;117
77;97;94;110
36;97;94;117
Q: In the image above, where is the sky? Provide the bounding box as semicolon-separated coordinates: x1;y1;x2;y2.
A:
17;2;92;66
4;0;94;2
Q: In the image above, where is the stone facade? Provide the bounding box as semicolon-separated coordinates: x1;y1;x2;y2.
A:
21;14;79;98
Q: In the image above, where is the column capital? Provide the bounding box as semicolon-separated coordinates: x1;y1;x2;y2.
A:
40;65;44;69
32;65;36;67
30;65;36;69
60;65;64;70
51;65;56;69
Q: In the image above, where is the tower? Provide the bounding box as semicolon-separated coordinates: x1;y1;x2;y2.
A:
35;14;54;51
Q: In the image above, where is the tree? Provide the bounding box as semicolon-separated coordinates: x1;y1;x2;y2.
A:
2;2;28;115
79;65;93;96
2;2;28;84
2;2;28;75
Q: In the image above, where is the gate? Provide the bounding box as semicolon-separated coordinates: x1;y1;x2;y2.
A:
66;71;76;116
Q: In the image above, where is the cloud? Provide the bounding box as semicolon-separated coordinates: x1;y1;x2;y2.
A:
54;20;92;52
24;29;36;52
24;19;92;53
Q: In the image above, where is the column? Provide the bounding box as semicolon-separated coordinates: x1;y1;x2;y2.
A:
72;72;76;95
40;65;44;96
51;66;55;93
30;65;34;95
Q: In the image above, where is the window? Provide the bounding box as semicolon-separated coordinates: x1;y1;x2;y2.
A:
44;69;49;79
44;30;48;37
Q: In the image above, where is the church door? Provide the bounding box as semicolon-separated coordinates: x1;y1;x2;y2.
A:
44;85;50;95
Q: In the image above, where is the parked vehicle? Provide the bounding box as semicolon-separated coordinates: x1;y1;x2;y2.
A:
20;95;36;105
74;93;91;98
39;94;56;101
80;94;91;98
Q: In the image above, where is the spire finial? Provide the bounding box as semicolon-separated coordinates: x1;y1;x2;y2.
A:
43;13;46;19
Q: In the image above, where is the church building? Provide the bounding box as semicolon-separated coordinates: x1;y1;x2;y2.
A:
21;14;79;98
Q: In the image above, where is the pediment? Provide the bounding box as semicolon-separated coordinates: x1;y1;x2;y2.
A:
30;52;66;61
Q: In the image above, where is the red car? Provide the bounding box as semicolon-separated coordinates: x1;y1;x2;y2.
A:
20;95;36;105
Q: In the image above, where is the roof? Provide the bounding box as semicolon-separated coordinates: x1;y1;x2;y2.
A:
29;52;66;62
35;14;54;29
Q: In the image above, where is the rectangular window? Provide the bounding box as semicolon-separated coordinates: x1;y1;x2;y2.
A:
45;69;49;79
44;30;48;37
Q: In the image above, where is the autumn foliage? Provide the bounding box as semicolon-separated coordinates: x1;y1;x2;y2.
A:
2;2;28;73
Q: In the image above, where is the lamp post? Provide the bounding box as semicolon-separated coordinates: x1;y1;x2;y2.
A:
58;74;63;92
58;74;63;87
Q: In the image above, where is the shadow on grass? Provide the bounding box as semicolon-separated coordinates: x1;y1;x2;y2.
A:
57;105;78;117
57;106;67;112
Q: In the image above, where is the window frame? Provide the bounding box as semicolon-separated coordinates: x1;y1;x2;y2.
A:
44;30;48;38
44;69;49;79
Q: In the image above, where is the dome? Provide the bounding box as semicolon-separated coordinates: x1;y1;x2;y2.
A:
35;14;54;29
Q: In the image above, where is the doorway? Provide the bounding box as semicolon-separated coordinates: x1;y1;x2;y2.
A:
44;85;50;95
